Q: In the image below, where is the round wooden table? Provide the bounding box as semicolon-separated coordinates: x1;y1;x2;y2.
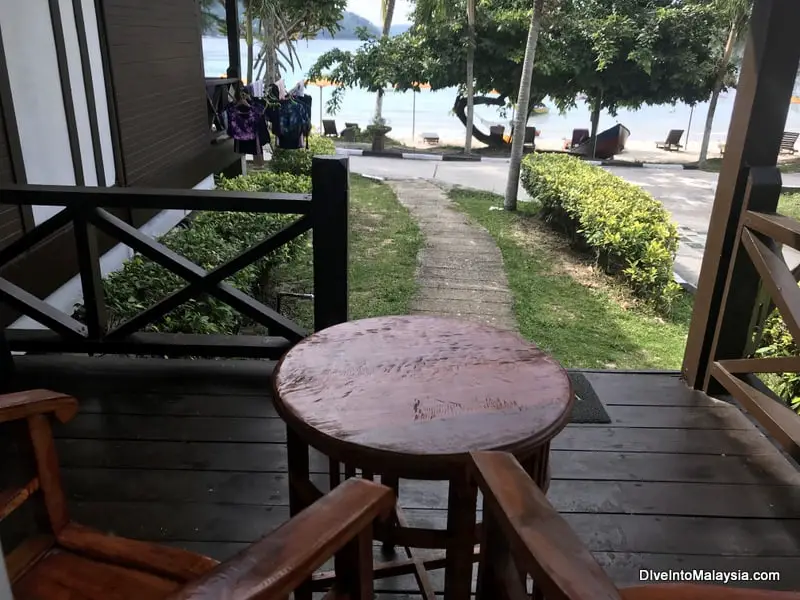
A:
272;315;573;600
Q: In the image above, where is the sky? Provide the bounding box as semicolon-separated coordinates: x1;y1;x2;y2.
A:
347;0;413;25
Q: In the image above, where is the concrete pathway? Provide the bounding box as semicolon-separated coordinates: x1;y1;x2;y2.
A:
350;155;800;290
386;179;518;331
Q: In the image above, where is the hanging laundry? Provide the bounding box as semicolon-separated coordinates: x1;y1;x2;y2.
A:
226;96;270;159
274;94;312;150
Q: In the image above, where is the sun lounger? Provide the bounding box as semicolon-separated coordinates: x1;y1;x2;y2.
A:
781;131;799;154
422;132;440;144
322;119;338;137
656;129;684;151
570;128;590;148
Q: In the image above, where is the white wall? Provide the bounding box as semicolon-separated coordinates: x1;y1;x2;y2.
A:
9;175;216;330
0;0;115;227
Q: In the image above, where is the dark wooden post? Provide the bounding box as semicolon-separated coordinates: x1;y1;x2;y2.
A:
225;0;240;80
74;208;107;339
682;0;800;389
311;156;349;332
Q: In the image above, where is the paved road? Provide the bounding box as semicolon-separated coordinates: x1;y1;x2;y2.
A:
348;155;800;289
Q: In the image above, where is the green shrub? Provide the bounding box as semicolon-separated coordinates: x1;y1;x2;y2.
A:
79;171;310;335
269;135;336;176
754;310;800;413
520;153;681;310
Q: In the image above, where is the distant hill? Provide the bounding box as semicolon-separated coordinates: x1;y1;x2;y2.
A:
200;5;408;40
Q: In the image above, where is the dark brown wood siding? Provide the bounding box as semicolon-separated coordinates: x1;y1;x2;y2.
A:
0;93;28;250
101;0;212;189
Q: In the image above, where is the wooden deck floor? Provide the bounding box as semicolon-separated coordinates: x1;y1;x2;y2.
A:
10;354;800;595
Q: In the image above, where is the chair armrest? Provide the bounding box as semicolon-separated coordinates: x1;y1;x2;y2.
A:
471;451;622;600
168;477;395;600
0;390;78;424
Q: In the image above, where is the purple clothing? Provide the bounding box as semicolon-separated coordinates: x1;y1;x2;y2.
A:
226;103;265;141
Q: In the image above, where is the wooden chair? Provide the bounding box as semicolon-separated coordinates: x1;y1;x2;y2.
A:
780;131;799;154
471;451;800;600
570;128;590;148
322;119;339;137
1;390;395;600
656;129;684;151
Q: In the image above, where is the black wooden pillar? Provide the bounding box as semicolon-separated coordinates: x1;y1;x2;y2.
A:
311;156;349;332
225;0;240;80
682;0;800;389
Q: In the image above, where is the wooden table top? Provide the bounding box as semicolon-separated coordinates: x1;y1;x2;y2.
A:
272;316;573;472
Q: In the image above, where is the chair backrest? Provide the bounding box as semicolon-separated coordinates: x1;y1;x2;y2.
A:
524;127;537;143
345;122;359;129
1;392;77;579
322;119;337;135
781;131;799;149
666;129;684;144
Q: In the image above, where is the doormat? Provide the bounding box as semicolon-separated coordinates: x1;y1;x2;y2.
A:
568;371;612;424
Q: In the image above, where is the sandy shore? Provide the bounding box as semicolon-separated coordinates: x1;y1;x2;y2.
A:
392;134;725;164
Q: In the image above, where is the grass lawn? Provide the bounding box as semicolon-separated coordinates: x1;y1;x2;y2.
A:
778;193;800;221
449;189;694;370
269;174;423;330
701;156;800;173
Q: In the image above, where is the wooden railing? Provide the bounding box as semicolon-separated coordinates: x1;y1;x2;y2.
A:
705;166;800;462
205;77;238;141
0;156;349;359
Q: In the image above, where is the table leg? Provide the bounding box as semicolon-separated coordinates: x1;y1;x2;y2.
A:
381;474;400;556
445;471;478;600
286;427;312;600
329;457;341;489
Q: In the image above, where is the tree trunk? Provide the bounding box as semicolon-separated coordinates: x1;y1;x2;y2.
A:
503;0;544;211
464;0;476;154
453;95;507;146
374;0;396;122
245;1;253;85
262;19;280;85
589;96;601;158
699;26;737;166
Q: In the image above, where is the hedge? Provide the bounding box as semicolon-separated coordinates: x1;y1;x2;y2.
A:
77;171;311;335
520;153;681;309
269;135;336;176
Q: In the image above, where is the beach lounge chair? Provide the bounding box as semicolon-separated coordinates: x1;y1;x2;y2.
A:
345;122;360;131
322;119;338;137
524;126;536;151
422;132;440;144
656;129;684;151
489;125;506;145
781;131;799;154
570;128;590;148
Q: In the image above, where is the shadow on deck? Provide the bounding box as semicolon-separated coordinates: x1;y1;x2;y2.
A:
10;354;800;595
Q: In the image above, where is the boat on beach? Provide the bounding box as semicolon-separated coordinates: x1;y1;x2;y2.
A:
569;123;630;159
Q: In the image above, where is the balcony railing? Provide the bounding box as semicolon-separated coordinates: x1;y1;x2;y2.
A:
0;156;349;359
205;77;238;141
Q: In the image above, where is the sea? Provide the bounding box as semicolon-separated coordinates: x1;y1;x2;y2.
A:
203;37;800;146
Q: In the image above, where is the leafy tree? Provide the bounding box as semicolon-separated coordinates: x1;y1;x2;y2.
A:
698;0;751;166
545;0;726;153
505;0;545;211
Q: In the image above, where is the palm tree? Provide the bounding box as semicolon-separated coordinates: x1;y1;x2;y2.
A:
504;0;545;211
698;0;751;166
374;0;397;122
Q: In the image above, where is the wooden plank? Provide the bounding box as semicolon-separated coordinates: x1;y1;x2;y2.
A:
28;415;70;533
5;535;55;583
0;477;39;520
745;210;800;250
717;356;800;374
0;205;75;268
741;227;800;341
73;392;278;418
60;455;800;509
0;278;87;338
599;404;753;429
712;363;800;462
66;502;800;557
576;372;714;406
5;330;292;360
53;414;287;442
1;184;312;213
72;210;107;338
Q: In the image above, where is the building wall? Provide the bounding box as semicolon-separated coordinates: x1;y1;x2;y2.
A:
0;0;238;329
